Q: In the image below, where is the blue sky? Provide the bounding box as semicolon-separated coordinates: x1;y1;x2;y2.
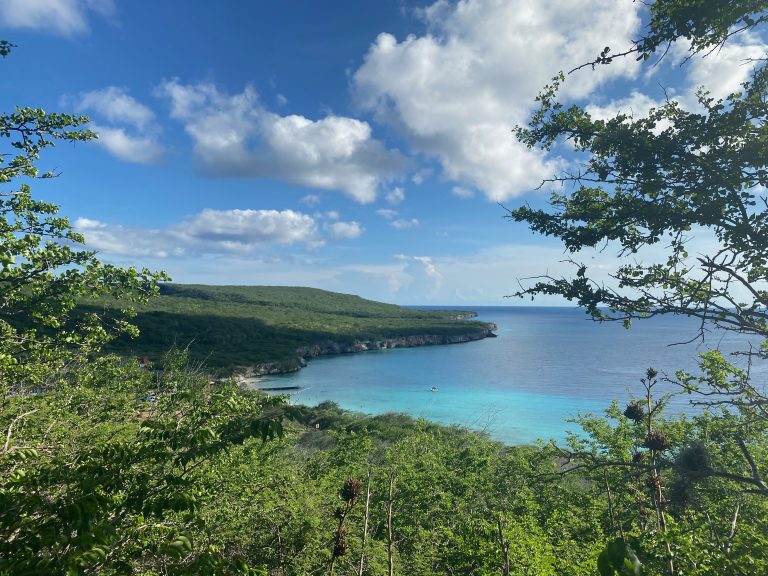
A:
3;1;765;304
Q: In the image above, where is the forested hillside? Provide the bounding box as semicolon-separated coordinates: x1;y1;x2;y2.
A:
103;284;495;373
4;1;768;574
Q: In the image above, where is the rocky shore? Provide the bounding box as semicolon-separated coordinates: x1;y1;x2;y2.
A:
247;323;498;375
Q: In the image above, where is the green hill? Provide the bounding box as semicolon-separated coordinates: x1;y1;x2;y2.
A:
105;284;496;374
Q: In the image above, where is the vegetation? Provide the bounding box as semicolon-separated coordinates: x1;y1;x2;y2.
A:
511;0;768;339
3;1;768;574
103;284;494;374
508;0;768;573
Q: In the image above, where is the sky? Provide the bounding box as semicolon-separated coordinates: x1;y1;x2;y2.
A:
2;0;766;305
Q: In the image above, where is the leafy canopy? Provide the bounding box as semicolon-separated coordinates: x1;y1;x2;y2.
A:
0;105;167;390
510;0;768;339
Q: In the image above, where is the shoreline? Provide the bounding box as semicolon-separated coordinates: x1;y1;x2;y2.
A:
243;322;498;377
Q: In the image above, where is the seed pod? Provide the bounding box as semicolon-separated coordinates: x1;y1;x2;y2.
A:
644;430;671;452
645;473;662;492
646;367;658;380
334;526;348;556
341;478;363;504
623;402;645;422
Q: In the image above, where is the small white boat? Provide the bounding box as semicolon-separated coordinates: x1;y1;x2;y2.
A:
431;386;439;392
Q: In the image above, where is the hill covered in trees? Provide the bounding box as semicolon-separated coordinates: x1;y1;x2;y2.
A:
104;284;496;374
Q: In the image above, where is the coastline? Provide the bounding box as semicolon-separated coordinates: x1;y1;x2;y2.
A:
244;322;498;376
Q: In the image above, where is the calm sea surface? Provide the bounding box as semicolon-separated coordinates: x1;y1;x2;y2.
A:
254;307;765;444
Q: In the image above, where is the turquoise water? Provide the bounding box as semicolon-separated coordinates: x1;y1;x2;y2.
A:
255;307;764;444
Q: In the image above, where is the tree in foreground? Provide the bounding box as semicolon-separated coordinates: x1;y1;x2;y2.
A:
0;45;299;574
0;105;166;393
511;1;768;574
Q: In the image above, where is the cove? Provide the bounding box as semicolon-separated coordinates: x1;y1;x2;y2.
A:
253;307;763;444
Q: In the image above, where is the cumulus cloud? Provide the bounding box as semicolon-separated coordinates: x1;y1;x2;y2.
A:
377;208;398;219
88;125;163;164
680;35;768;107
586;91;665;121
376;208;418;229
325;220;364;240
78;86;154;129
72;87;163;164
353;0;642;201
174;209;321;250
585;35;768;123
74;208;367;257
0;0;114;35
452;186;474;199
156;79;406;203
385;186;405;204
74;217;175;257
395;254;443;295
390;218;420;230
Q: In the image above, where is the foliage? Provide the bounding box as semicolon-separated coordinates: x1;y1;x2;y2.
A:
102;284;494;373
0;41;14;58
510;1;768;339
7;4;768;573
509;2;768;573
0;105;167;391
0;350;296;575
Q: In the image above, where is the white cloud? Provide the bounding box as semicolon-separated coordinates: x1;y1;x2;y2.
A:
677;36;768;108
72;87;163;164
0;0;114;36
581;35;768;133
376;209;418;229
88;124;164;164
325;220;364;240
74;217;175;258
300;194;321;206
354;0;642;201
452;186;474;199
412;168;432;184
157;79;406;203
78;86;154;129
586;91;665;121
377;208;398;219
391;218;420;230
394;254;444;295
174;209;321;250
75;208;329;256
385;186;405;204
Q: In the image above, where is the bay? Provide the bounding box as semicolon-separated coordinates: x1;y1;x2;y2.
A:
254;307;764;444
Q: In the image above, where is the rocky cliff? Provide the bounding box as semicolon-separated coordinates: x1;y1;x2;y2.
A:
249;323;497;375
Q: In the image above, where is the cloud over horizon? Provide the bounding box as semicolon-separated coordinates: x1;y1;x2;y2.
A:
75;208;365;257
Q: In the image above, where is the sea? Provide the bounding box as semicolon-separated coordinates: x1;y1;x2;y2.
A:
253;307;766;445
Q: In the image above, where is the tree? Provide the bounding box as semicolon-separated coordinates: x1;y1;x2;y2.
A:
510;1;768;340
0;44;299;574
0;94;167;393
510;0;768;485
0;349;297;575
510;3;768;571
